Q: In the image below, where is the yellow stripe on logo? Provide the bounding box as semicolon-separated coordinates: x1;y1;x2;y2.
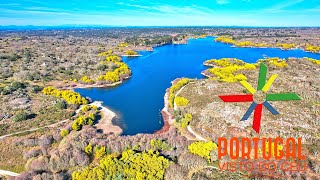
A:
262;74;278;92
240;81;256;94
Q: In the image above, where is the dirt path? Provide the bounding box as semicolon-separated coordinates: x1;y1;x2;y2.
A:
174;81;208;141
0;169;19;177
0;104;85;140
0;119;69;140
187;125;208;141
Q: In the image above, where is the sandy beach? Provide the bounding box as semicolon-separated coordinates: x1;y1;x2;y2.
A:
71;81;123;89
90;101;123;135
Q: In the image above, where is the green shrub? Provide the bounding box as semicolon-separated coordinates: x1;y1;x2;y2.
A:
150;139;172;151
66;111;76;118
13;111;29;122
11;82;26;90
1;86;14;95
55;100;67;109
31;85;43;93
97;64;108;71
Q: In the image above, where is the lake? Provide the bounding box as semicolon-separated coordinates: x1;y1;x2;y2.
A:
75;37;320;135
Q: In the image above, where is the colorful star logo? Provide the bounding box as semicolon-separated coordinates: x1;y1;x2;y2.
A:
219;63;301;133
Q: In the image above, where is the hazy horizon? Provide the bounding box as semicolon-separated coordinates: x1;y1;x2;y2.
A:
1;24;320;27
0;0;319;27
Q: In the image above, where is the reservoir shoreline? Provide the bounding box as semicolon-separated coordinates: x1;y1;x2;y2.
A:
75;37;320;135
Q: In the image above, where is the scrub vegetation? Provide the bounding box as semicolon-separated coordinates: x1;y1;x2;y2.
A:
0;28;320;179
215;35;320;53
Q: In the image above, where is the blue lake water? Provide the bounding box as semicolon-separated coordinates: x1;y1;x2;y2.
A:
75;37;320;135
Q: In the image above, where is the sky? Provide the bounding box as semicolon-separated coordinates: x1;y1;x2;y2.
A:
0;0;319;26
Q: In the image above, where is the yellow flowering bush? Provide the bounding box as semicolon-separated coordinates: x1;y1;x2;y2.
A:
205;58;255;82
215;36;300;51
97;56;130;83
72;149;170;180
60;129;69;138
276;43;296;50
42;86;88;105
258;57;288;68
168;78;191;108
103;72;120;83
126;50;138;55
97;49;113;57
106;55;121;62
215;36;235;44
85;143;93;155
118;42;128;47
81;105;98;112
304;57;320;65
80;76;95;84
174;96;189;107
188;141;218;162
180;113;192;128
258;141;284;157
305;44;320;53
71;114;95;131
72;105;98;131
150;139;172;151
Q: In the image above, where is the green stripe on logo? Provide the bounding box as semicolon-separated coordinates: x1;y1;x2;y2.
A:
257;63;267;90
266;93;301;101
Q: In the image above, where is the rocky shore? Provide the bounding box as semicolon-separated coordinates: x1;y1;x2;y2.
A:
156;90;173;134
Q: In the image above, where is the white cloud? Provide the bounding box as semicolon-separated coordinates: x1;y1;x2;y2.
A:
116;3;215;16
267;0;305;11
216;0;229;5
0;8;71;15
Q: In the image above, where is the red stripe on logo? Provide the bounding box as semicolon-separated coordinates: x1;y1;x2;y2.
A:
219;95;253;102
253;104;263;133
